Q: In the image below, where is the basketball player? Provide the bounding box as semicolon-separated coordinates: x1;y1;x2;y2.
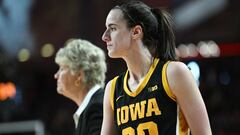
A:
100;1;212;135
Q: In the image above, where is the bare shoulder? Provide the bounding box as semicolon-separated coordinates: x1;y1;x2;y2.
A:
167;61;193;83
104;79;113;100
105;80;112;92
167;61;190;75
166;61;196;96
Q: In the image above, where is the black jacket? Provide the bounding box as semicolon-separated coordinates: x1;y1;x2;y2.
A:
74;88;104;135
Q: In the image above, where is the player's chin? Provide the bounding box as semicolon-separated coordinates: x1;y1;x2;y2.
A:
108;51;120;58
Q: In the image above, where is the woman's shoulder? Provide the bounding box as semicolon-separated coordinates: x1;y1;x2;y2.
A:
167;61;189;75
89;88;104;104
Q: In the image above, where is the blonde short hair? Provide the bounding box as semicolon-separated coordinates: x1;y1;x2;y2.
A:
55;39;107;87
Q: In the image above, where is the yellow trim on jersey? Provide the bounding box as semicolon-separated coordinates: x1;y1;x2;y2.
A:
162;61;176;101
177;105;190;135
110;76;119;110
123;58;160;97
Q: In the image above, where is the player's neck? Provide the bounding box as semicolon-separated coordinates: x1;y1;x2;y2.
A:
126;55;153;83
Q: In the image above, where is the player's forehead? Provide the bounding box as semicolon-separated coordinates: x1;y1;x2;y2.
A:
105;9;125;27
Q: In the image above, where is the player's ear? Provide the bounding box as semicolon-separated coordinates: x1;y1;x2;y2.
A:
131;25;143;39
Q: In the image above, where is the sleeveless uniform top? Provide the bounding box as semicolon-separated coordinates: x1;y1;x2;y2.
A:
110;58;190;135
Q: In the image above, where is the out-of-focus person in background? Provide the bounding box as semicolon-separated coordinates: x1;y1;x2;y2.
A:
54;39;107;135
101;1;212;135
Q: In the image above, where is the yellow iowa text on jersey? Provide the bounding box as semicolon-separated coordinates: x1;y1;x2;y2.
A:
116;97;161;126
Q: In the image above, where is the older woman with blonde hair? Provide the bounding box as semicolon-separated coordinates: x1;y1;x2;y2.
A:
54;39;107;135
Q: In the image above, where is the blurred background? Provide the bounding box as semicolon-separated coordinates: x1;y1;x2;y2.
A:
0;0;239;134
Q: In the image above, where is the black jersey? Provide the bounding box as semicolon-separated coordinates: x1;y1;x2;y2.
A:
110;58;190;135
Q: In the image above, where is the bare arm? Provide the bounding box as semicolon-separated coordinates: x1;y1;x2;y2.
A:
167;62;212;135
101;80;118;135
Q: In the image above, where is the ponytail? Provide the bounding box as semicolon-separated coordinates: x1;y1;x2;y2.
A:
151;8;178;61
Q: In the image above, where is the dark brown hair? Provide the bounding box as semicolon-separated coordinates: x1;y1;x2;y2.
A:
113;0;178;61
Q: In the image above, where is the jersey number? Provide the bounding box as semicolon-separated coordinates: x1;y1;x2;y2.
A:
122;121;159;135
